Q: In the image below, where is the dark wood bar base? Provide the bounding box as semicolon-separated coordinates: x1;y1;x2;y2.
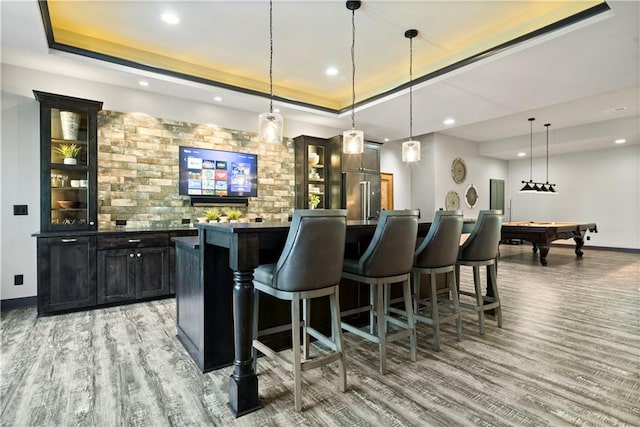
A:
175;221;435;417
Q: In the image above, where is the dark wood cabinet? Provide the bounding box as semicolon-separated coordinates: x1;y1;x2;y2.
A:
97;246;170;303
37;236;97;315
337;139;381;173
34;91;102;232
293;135;342;209
97;233;171;304
36;229;196;315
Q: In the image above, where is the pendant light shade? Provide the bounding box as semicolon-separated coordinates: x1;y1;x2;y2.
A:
258;112;283;143
519;117;537;193
258;0;284;143
402;29;420;162
343;1;364;154
402;140;420;162
343;129;364;154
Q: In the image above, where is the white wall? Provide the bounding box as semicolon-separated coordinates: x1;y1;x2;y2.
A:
381;133;509;222
380;134;437;217
1;93;40;300
434;133;509;219
508;144;640;249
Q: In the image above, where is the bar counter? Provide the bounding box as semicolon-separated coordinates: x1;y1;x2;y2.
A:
174;219;449;416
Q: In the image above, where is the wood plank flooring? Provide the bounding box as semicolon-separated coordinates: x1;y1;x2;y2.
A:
2;245;639;426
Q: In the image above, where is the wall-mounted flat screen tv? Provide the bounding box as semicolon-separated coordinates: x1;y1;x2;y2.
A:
178;146;258;198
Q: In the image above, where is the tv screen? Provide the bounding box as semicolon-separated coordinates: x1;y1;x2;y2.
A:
178;146;258;198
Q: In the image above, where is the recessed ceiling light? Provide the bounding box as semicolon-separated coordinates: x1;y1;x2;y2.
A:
384;138;390;142
517;152;526;157
443;118;455;125
161;12;180;25
615;139;626;144
214;96;222;102
326;67;339;76
138;80;149;87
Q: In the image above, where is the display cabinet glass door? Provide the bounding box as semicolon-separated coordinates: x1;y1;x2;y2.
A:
35;91;102;232
307;144;326;209
49;108;90;228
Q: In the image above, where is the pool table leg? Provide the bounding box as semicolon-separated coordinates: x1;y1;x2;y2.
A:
532;242;538;253
574;237;585;257
538;244;549;266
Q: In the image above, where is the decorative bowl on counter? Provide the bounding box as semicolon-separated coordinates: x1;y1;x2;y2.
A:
57;200;80;209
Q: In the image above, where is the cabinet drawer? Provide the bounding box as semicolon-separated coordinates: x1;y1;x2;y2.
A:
97;233;169;250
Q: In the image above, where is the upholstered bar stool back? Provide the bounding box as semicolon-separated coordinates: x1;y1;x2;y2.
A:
252;209;347;412
341;210;419;374
412;210;464;351
456;210;503;335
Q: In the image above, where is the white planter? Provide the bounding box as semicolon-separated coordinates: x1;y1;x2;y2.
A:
63;157;77;165
60;111;80;140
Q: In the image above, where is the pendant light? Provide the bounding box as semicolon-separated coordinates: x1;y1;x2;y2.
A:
258;0;283;143
343;0;364;154
519;117;537;192
542;123;558;193
402;29;420;162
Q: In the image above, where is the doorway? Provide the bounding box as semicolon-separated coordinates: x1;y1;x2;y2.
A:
490;179;505;217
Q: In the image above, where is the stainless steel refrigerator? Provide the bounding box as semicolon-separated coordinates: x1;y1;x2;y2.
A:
341;171;381;221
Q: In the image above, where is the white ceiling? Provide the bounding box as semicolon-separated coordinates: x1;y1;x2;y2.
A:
1;1;638;160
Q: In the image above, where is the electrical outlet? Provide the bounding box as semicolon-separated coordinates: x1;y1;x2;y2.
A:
115;219;127;226
13;205;28;215
586;236;591;241
14;274;24;286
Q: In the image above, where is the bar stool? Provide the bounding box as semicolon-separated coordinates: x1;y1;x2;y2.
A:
252;209;347;412
455;210;503;335
412;210;464;351
340;210;418;375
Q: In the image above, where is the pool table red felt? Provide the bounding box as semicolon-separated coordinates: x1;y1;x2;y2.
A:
501;221;598;266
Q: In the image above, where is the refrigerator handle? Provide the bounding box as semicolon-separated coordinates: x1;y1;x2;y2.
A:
341;172;347;209
360;181;371;221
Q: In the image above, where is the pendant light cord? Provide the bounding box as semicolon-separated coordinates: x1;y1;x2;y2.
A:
269;0;274;113
350;7;356;130
545;123;551;183
409;36;413;140
528;118;535;181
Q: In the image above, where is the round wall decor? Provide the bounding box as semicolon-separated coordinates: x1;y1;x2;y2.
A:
445;190;460;211
451;157;467;184
464;184;478;208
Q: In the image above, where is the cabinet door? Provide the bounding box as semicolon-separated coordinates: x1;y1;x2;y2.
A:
37;236;96;315
341;142;380;172
135;247;170;299
34;91;102;232
97;249;136;304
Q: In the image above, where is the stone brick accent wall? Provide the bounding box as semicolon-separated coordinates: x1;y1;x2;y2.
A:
97;111;294;228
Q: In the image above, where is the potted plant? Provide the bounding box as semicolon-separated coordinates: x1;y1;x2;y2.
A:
308;194;320;209
226;209;243;223
204;207;222;222
54;143;82;165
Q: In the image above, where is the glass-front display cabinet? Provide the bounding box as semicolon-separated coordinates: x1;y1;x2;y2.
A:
294;135;341;210
34;91;103;232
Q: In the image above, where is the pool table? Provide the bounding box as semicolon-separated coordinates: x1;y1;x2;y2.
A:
501;221;598;266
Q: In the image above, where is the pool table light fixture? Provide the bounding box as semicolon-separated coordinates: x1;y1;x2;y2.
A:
520;121;558;194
